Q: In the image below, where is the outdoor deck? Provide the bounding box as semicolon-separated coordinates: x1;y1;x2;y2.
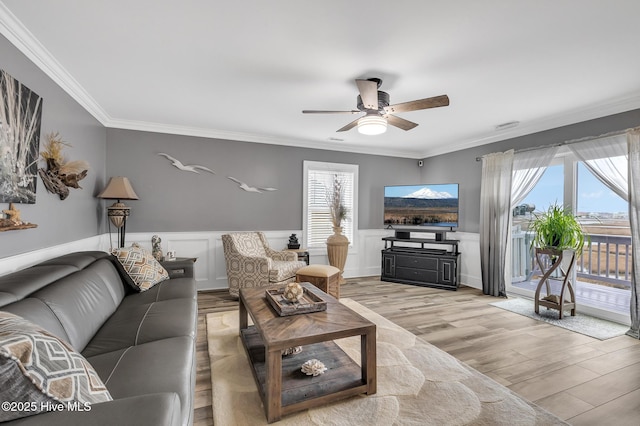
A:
511;230;632;319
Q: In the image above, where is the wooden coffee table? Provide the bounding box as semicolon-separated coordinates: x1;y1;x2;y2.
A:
239;283;376;423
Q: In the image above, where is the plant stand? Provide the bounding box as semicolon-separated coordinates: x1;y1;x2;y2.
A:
534;248;576;319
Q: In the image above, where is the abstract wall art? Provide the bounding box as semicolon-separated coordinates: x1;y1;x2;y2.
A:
0;69;43;204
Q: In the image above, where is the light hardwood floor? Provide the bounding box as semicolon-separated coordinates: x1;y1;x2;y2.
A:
194;278;640;425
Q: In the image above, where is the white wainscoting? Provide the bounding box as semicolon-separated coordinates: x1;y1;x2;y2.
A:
457;231;482;290
124;229;482;291
126;230;401;291
0;230;483;292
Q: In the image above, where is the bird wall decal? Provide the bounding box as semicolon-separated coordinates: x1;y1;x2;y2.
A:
227;176;277;193
157;153;216;174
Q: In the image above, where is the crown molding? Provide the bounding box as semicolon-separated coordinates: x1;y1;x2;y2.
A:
419;91;640;158
0;2;111;124
105;118;422;159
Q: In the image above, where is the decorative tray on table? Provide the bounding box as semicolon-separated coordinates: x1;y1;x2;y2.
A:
265;286;327;316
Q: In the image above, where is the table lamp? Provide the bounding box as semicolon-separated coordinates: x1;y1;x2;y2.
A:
98;176;139;248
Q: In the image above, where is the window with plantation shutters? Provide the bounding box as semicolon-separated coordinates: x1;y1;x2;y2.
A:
303;161;358;249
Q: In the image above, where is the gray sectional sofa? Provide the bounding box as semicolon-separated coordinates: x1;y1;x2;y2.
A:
0;251;197;426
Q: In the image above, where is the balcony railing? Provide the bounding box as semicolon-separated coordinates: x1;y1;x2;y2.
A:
512;231;632;290
577;234;631;289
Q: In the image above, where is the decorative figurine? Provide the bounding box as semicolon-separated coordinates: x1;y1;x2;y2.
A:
288;233;300;249
2;203;22;225
152;235;163;261
0;203;37;232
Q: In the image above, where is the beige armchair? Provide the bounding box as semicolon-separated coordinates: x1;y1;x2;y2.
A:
222;231;307;298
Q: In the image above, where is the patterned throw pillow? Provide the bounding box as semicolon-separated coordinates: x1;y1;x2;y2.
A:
112;243;169;292
0;312;112;421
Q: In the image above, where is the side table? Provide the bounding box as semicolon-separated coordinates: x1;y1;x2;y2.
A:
285;248;309;265
160;257;197;279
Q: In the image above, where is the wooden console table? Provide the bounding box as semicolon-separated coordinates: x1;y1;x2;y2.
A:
534;248;576;319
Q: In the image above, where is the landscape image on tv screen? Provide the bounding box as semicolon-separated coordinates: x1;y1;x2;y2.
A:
384;184;459;227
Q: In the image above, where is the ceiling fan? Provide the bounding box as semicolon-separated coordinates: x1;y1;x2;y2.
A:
302;78;449;135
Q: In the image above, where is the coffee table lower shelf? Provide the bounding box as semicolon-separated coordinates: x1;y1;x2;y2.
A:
240;326;368;420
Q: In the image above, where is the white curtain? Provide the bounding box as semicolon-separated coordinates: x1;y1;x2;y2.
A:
480;150;514;297
479;147;556;297
569;133;628;201
568;129;639;338
512;146;559;206
627;130;640;339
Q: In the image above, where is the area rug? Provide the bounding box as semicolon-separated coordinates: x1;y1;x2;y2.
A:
207;298;566;425
490;297;628;340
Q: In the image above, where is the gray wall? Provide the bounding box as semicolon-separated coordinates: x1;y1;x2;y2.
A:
0;35;107;259
421;109;640;233
105;129;422;232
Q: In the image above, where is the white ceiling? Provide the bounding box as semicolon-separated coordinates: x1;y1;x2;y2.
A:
2;1;640;159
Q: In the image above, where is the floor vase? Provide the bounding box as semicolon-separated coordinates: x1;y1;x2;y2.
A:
326;226;349;284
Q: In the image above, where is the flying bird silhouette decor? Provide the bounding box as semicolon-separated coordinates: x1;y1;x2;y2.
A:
157;153;216;174
227;176;277;193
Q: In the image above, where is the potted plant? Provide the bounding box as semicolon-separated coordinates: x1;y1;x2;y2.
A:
528;203;587;254
528;202;586;318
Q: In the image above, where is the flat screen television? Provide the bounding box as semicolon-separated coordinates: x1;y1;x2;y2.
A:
384;183;459;228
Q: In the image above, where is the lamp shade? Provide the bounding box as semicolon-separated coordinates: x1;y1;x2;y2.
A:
357;114;387;135
97;177;139;200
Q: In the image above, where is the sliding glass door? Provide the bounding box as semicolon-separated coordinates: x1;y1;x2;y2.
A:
508;150;631;323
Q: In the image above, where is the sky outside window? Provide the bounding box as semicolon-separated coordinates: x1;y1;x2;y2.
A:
520;164;564;213
577;162;628;214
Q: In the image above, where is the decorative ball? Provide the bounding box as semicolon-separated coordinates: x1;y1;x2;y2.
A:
283;282;304;302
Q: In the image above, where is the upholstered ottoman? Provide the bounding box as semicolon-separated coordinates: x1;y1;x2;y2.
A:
296;265;341;299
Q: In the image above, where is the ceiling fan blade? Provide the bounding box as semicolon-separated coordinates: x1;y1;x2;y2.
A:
356;79;379;110
384;94;449;114
337;117;360;132
302;110;360;114
386;114;419;131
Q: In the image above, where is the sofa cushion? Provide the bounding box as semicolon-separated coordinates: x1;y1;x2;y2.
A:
28;260;125;352
87;336;194;426
1;393;182;426
118;278;196;308
0;312;112;422
0;265;78;308
0;298;71;344
111;245;169;292
0;252;113;310
82;298;197;358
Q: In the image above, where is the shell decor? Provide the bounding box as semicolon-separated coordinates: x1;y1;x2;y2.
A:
283;282;304;302
301;359;327;376
281;346;302;357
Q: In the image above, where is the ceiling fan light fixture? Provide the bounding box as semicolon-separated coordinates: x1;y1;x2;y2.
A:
358;114;387;135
